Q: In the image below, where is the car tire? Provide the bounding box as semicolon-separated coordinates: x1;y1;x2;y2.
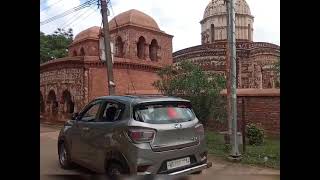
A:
106;161;127;179
58;142;74;169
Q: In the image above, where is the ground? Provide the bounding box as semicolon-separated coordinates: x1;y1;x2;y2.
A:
40;124;280;180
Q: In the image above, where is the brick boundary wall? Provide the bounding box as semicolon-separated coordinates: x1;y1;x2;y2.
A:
207;89;280;137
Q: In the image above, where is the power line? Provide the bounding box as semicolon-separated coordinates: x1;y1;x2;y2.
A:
58;7;84;29
66;8;98;29
60;6;93;29
41;0;94;25
40;0;96;26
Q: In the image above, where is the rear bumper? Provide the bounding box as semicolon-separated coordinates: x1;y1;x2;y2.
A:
137;162;212;176
122;136;208;174
169;161;212;175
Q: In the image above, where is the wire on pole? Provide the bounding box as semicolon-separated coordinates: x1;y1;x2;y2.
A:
40;0;96;26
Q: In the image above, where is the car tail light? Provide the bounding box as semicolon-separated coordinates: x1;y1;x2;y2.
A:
195;124;204;139
127;128;155;143
195;124;204;134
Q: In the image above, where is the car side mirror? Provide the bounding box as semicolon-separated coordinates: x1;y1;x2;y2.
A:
71;112;79;120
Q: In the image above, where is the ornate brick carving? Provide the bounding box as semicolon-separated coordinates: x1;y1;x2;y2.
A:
173;42;279;89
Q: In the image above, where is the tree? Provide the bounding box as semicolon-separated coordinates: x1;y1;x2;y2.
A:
40;28;73;64
153;61;227;126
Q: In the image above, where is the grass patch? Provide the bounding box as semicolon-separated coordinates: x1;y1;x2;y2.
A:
205;131;280;169
205;131;229;157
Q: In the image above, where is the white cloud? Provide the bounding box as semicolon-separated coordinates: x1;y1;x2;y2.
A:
40;0;280;51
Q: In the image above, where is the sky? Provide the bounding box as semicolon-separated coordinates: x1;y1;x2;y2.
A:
40;0;280;52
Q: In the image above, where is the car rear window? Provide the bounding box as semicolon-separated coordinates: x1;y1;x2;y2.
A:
133;101;195;124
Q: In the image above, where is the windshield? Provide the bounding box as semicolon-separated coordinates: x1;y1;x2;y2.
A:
133;102;195;124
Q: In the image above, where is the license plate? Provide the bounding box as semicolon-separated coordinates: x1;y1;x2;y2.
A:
167;157;190;170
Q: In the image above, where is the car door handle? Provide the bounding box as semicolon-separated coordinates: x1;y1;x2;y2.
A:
82;127;90;131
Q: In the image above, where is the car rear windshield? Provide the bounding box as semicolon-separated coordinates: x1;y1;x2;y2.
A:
133;101;195;124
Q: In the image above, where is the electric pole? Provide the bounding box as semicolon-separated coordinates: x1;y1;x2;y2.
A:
225;0;232;142
226;0;241;159
100;0;115;95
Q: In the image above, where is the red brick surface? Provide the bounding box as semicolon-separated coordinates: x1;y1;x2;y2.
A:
207;90;280;136
88;65;161;99
40;11;173;122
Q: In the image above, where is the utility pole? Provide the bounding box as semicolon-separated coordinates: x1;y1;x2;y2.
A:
226;0;241;159
100;0;115;95
224;0;232;143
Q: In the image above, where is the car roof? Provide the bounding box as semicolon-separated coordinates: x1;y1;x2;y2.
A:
95;95;190;106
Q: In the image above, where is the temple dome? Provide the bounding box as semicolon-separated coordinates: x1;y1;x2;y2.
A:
203;0;251;19
109;9;160;30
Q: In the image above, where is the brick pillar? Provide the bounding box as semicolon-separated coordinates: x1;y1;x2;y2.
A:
157;46;161;61
145;43;150;61
258;66;263;89
63;103;67;113
74;103;77;113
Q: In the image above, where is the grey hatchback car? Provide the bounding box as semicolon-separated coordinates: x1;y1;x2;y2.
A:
58;95;212;177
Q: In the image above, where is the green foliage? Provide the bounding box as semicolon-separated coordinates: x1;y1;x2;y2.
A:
40;28;73;64
205;131;227;157
242;138;280;169
246;123;265;145
153;61;227;125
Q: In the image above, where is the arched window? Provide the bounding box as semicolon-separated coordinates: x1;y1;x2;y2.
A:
248;24;251;41
137;36;146;59
115;36;124;57
73;50;77;56
62;90;74;114
80;47;85;56
211;24;215;43
47;90;58;114
149;39;158;61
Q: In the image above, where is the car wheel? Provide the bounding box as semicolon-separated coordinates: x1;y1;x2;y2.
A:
58;142;73;169
106;162;126;179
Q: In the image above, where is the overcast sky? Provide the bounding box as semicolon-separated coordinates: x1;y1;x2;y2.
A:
40;0;280;52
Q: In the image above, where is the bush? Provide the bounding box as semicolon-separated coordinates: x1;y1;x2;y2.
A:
246;123;264;145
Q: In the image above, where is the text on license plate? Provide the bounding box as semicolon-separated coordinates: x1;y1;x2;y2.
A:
167;157;191;170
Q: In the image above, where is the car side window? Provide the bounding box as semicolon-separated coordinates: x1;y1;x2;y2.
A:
80;101;102;122
101;102;123;122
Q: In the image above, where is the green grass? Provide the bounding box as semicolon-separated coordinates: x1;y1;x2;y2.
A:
205;131;280;169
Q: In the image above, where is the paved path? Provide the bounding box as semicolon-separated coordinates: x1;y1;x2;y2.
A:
40;124;279;180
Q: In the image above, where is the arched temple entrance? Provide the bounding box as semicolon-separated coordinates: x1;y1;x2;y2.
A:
47;90;58;115
62;90;74;114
